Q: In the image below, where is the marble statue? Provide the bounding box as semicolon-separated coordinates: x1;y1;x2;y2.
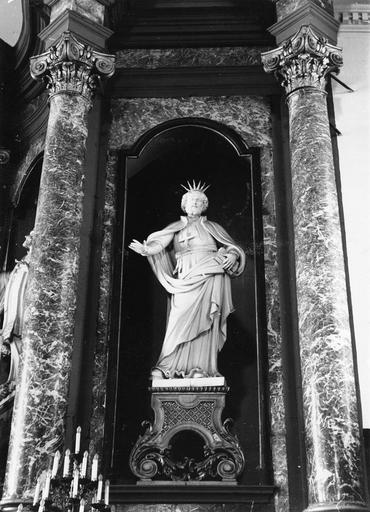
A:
0;232;33;387
129;182;245;379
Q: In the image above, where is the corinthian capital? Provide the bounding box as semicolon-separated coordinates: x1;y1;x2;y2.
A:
261;25;342;94
30;31;115;102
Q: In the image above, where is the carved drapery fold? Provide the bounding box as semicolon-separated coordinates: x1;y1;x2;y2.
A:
30;31;115;102
261;25;342;94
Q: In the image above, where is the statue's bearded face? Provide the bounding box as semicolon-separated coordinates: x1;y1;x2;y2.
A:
182;192;208;215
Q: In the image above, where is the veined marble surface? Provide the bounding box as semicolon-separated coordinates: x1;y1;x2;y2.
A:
49;0;105;24
93;95;288;511
89;151;119;457
116;47;270;69
260;146;289;512
275;0;333;20
115;505;271;512
288;88;365;506
2;93;90;500
109;97;272;151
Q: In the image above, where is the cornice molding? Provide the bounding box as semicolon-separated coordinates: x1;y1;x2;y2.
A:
30;31;115;102
334;5;370;26
110;65;280;98
37;9;113;50
269;0;339;44
109;11;275;50
261;25;343;94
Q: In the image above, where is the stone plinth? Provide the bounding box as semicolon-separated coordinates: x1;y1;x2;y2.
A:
129;381;245;484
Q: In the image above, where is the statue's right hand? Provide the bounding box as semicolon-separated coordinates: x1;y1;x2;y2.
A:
129;239;148;256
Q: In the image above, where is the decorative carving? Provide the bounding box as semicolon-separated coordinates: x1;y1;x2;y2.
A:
0;148;10;165
162;400;216;434
129;387;245;483
261;25;343;94
30;31;115;102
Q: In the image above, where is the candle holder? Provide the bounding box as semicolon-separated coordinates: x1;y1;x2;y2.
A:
19;428;110;512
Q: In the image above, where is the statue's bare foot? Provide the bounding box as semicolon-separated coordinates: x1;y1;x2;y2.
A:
151;368;165;379
189;368;207;378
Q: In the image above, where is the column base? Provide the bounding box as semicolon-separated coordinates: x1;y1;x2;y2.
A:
304;502;370;512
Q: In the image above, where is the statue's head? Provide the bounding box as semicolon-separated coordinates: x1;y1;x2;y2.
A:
181;181;209;215
23;230;35;251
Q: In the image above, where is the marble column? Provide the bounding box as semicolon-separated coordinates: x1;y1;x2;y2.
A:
1;32;114;504
262;26;369;512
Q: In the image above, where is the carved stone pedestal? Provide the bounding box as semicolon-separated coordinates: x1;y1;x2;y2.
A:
129;378;245;484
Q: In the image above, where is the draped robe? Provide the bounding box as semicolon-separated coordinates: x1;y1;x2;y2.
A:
146;216;245;378
0;257;29;383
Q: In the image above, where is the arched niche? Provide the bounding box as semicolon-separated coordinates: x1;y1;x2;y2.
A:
106;118;272;487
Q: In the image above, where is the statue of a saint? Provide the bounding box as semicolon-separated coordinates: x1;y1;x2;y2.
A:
0;232;33;389
129;182;245;379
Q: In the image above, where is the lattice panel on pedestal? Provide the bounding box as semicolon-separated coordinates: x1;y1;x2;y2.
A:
162;400;215;433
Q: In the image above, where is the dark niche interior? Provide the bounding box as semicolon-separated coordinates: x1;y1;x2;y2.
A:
108;122;271;485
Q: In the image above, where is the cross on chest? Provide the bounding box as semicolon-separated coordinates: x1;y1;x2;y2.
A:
179;233;195;244
178;230;196;247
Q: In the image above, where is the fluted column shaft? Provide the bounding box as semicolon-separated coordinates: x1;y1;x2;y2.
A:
263;26;369;512
1;32;114;503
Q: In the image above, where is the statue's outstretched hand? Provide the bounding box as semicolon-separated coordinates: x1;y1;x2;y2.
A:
129;239;148;256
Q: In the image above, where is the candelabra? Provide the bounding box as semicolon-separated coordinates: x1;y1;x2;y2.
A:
20;428;110;512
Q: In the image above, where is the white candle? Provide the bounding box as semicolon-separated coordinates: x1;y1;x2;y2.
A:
42;471;51;500
96;474;103;502
63;449;71;477
80;451;88;478
91;454;98;481
72;468;79;497
33;478;41;505
79;498;85;512
104;480;110;506
75;426;81;455
51;450;61;478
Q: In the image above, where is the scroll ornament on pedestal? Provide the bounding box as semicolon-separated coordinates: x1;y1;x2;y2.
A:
129;386;245;483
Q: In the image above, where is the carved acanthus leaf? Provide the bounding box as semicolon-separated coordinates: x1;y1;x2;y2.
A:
30;31;115;102
261;25;343;94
